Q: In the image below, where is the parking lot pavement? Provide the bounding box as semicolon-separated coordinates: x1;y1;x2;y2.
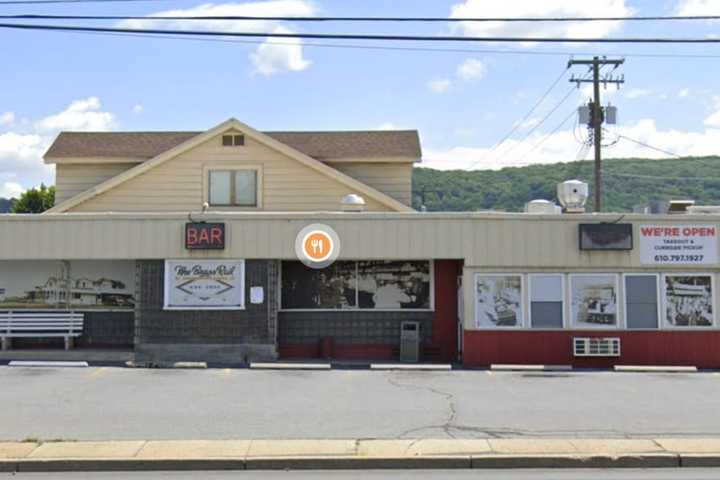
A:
1;366;720;441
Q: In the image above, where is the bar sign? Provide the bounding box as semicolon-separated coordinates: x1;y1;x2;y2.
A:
185;223;225;250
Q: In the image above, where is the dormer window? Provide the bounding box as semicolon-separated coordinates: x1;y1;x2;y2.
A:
222;134;245;147
208;169;258;207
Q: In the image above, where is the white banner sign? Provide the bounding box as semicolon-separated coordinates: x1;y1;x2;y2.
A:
640;225;718;265
164;260;245;310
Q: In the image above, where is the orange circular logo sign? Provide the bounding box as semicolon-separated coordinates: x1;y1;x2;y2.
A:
302;231;334;262
295;224;341;269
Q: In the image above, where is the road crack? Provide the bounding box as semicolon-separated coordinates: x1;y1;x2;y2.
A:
386;373;458;439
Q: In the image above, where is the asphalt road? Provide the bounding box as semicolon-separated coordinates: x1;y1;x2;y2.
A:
4;470;720;480
2;366;720;440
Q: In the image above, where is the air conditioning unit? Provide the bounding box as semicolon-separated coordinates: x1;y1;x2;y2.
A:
573;337;621;357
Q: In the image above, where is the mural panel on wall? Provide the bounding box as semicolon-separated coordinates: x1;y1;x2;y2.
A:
0;260;135;309
664;275;714;327
474;274;523;328
570;274;618;328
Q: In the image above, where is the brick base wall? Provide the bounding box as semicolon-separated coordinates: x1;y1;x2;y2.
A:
134;260;277;362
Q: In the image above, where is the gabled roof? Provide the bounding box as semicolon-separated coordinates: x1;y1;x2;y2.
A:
46;118;415;214
44;130;421;162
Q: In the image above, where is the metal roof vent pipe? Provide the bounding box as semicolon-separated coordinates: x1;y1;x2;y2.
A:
525;199;562;214
557;180;589;214
341;194;366;212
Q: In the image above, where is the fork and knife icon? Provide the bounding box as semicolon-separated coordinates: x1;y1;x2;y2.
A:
310;238;324;255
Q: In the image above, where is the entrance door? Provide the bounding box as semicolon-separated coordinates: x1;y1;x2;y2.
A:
457;275;463;362
430;260;462;363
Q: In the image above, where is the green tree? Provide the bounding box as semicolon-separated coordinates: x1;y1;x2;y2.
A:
11;184;55;213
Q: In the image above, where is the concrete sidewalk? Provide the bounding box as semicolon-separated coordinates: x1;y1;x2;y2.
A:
2;438;720;472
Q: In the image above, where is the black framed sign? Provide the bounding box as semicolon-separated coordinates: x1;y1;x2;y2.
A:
185;222;225;250
579;223;633;251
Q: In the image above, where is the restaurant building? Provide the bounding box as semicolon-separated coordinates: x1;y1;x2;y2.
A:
1;118;719;367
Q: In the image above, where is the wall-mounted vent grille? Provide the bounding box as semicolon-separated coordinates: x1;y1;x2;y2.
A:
222;134;245;147
573;337;621;357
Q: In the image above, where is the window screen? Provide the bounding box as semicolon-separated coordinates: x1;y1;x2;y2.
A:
625;275;659;329
209;170;257;207
530;274;564;328
234;170;257;206
208;170;231;205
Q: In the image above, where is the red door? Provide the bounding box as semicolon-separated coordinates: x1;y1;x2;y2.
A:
430;260;462;363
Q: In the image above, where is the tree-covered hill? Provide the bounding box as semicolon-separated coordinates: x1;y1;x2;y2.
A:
412;156;720;212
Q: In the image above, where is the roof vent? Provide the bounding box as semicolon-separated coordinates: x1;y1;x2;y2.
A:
668;199;695;214
557;180;588;213
341;194;366;212
525;199;561;214
687;205;720;214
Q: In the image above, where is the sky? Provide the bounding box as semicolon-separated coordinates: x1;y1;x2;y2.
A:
2;0;720;197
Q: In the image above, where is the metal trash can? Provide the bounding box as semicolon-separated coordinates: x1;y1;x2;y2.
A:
399;321;420;363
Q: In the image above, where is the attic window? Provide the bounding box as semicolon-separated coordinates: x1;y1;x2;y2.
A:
222;134;245;146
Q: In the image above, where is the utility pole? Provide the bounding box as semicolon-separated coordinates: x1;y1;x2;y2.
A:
568;56;624;212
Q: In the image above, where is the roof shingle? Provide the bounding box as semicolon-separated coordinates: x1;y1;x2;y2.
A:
44;130;421;161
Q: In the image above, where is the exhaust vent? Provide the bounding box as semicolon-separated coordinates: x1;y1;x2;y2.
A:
573;337;620;357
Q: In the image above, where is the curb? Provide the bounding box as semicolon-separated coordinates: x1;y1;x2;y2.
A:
0;453;691;472
7;361;88;368
614;365;698;373
490;364;572;372
249;362;331;370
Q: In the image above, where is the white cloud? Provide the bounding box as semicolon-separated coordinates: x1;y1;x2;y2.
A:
0;112;14;127
120;0;315;76
0;181;23;198
456;58;487;81
679;88;691;98
675;0;720;15
0;98;118;195
423;119;720;170
35;97;116;132
132;104;144;114
449;0;632;43
374;122;408;130
623;88;652;99
250;25;310;75
428;78;452;93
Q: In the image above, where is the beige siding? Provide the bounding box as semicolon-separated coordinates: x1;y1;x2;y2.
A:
328;162;412;206
68;133;392;213
3;212;720;329
55;163;137;204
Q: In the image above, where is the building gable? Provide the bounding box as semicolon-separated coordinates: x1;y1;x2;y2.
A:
47;119;414;213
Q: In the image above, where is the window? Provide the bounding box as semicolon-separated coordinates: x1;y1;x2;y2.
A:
474;274;523;329
625;274;659;329
569;274;619;329
281;261;357;309
357;260;431;309
529;274;564;328
222;134;244;146
281;260;432;310
663;274;714;328
208;170;257;207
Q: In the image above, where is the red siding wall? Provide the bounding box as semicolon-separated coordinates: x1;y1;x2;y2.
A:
280;260;462;362
463;330;720;368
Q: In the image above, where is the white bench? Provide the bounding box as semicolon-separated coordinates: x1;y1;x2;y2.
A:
0;311;84;350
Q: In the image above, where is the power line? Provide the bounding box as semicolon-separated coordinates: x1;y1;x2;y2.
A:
613;132;682;157
5;13;720;21
481;66;569;156
6;26;720;60
514;108;578;165
604;171;720;181
488;81;584;163
5;22;720;43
